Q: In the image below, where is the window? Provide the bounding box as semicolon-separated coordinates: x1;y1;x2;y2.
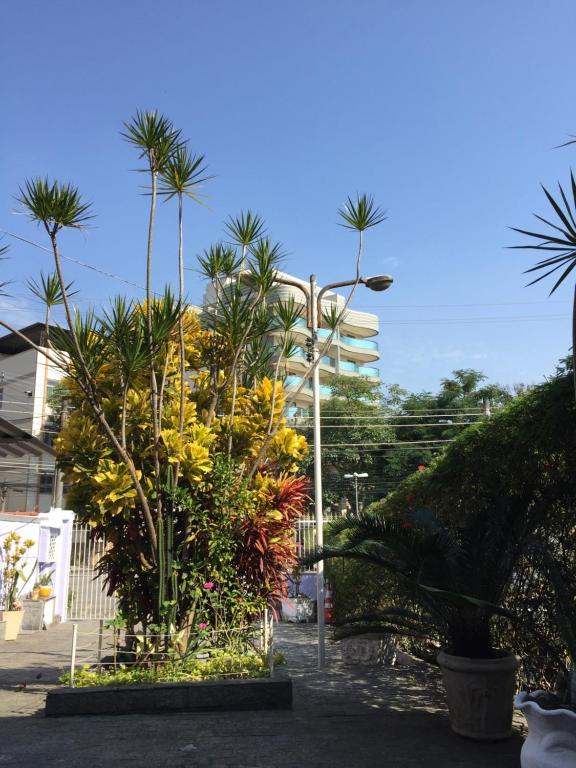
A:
39;472;54;495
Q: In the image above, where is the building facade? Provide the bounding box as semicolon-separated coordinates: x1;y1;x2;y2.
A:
0;324;62;512
203;271;381;415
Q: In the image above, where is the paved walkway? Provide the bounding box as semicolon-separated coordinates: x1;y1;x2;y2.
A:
0;622;523;767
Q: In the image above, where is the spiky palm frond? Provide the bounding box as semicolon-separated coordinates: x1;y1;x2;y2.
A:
27;271;78;307
18;178;93;234
0;240;10;296
511;172;576;295
303;511;514;657
273;296;303;333
225;210;266;247
158;144;210;202
198;243;241;280
100;297;151;381
241;338;276;386
337;194;387;231
50;309;105;379
122;110;182;174
321;304;346;331
247;238;284;295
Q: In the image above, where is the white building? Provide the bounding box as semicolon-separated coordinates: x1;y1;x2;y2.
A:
203;271;381;415
0;324;62;512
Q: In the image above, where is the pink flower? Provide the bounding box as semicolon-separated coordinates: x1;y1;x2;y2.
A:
198;622;208;630
417;465;426;472
203;581;215;590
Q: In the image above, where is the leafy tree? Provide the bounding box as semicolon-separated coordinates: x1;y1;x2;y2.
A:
3;112;382;656
300;375;393;509
312;362;576;676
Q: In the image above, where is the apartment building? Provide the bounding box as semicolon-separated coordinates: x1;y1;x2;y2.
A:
203;271;381;415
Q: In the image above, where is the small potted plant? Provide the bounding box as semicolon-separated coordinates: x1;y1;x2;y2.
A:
515;552;576;767
1;532;35;640
38;570;55;599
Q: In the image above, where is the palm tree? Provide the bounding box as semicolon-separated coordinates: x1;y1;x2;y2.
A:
511;172;576;397
304;511;513;658
17;178;158;556
159;144;209;475
27;271;78;343
122;111;182;512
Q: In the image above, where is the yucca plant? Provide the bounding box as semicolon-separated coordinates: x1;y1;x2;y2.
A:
27;271;78;342
511;170;576;398
159;144;209;479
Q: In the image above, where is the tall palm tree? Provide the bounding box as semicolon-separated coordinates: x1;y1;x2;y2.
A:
122;111;182;509
511;172;576;397
159;144;209;475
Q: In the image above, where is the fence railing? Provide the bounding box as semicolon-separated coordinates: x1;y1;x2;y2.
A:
68;524;117;621
295;508;343;564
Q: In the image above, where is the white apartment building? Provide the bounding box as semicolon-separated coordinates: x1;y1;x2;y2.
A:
204;271;381;415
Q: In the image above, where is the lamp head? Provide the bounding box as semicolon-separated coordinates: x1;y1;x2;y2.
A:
363;275;393;292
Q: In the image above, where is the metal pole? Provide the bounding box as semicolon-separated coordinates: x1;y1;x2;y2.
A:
354;476;359;516
310;274;325;668
97;619;104;672
70;623;78;688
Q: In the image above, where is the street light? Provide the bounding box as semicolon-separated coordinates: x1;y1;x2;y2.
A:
273;271;393;668
343;472;369;516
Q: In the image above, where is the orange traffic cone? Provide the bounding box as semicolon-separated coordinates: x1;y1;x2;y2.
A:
324;582;334;624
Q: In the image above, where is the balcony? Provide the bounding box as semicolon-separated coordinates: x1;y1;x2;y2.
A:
284;375;332;397
292;319;379;352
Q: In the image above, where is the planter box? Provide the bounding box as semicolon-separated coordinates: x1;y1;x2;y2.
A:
45;673;292;717
0;610;24;640
21;600;45;631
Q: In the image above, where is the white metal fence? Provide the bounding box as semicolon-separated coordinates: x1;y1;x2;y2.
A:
295;507;343;564
68;524;117;620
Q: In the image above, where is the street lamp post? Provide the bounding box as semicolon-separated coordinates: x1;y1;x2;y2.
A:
273;272;393;668
343;472;369;516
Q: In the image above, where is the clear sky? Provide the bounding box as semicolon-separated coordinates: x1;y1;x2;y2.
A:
1;0;575;394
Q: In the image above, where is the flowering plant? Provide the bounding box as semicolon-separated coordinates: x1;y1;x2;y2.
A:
1;532;35;611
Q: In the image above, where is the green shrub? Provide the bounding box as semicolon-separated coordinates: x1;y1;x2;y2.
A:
59;648;282;688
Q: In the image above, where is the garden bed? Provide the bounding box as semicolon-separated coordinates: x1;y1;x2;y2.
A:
45;672;292;717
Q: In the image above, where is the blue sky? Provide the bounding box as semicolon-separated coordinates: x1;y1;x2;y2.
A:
1;0;575;393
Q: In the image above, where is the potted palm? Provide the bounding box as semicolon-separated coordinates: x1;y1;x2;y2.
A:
1;532;35;640
515;551;576;767
38;570;55;599
305;512;520;740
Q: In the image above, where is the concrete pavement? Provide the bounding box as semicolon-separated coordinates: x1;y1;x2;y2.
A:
0;622;523;767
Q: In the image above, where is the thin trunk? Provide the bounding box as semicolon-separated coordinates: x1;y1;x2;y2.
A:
176;195;186;483
145;166;163;521
121;382;128;450
46;230;158;559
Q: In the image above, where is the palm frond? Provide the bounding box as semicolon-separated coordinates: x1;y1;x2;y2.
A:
224;210;266;247
18;178;93;234
337;194;387;231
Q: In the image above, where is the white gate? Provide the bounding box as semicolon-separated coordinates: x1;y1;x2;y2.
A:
68;523;117;620
295;507;342;564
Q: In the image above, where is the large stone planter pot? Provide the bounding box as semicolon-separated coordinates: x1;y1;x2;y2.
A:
515;691;576;768
1;610;24;641
340;634;397;666
437;650;520;741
